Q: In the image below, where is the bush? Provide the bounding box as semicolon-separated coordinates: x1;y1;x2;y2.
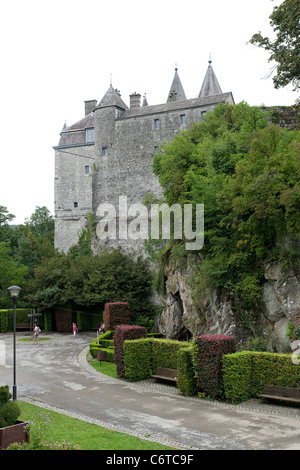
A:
295;325;300;340
222;351;300;402
0;386;21;428
89;330;115;362
286;322;294;339
104;302;130;331
246;336;268;352
123;339;153;381
151;338;190;372
193;335;237;399
177;346;197;396
114;325;147;378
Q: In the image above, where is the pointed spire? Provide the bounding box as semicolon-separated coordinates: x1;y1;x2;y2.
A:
167;65;187;102
96;83;128;110
199;57;222;98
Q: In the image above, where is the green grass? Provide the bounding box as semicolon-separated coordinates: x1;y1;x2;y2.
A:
87;354;118;378
18;337;52;342
19;402;175;450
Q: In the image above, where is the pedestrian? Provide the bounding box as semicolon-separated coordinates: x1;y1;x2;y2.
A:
72;323;77;338
98;323;104;335
33;323;41;343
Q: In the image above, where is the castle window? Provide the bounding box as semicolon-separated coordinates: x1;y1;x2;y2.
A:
74;202;78;208
86;128;94;142
201;111;207;118
85;165;90;176
102;147;108;156
180;114;186;126
154;146;159;154
154;119;160;130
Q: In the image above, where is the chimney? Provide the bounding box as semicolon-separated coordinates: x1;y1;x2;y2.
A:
84;100;97;116
129;93;141;109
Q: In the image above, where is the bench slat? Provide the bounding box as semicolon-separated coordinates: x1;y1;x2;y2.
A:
259;384;300;404
151;367;178;383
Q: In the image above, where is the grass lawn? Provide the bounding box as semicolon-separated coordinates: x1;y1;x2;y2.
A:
19;402;176;450
87;354;118;378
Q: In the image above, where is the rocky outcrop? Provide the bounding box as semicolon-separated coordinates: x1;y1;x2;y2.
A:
155;260;300;352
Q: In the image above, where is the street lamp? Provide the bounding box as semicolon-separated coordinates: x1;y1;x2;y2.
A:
8;286;21;401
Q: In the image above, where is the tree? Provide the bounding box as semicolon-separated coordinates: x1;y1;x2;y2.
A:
25;206;54;243
0;242;28;308
250;0;300;91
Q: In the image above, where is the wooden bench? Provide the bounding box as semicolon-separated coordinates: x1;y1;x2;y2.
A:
16;323;30;331
259;385;300;404
151;367;178;383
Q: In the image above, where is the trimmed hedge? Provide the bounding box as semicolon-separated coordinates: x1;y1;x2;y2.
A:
177;346;197;396
223;351;300;403
104;302;130;331
193;335;237;398
123;338;153;381
114;325;147;378
0;309;32;333
90;330;115;362
151;338;190;372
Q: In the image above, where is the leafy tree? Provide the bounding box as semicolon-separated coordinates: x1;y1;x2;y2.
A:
153;102;300;312
250;0;300;91
25;206;54;243
0;242;28;308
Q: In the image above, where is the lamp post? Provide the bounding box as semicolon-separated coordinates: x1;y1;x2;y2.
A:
8;286;21;401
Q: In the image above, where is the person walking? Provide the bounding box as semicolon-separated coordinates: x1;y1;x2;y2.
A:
33;323;40;343
72;323;77;338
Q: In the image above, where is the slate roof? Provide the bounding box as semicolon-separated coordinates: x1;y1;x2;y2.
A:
167;67;187;102
199;60;222;97
95;84;128;110
57;112;94;147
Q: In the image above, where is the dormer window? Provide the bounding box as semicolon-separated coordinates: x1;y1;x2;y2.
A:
86;128;95;142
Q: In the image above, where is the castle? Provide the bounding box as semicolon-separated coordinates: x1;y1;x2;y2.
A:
54;61;234;253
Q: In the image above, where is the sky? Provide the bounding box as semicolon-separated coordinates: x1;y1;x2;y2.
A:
0;0;298;225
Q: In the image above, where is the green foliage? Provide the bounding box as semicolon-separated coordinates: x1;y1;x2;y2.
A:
151;338;190;371
0;386;21;428
295;325;300;340
286;322;294;338
152;102;300;315
123;338;153;381
246;336;268;352
0;242;28;308
177;346;197;396
223;351;300;403
249;0;300;91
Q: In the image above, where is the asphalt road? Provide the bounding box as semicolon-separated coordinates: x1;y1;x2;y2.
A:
1;331;300;451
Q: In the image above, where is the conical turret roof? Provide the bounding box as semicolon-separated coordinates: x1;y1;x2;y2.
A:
96;84;128;110
199;59;222;97
167;66;187;102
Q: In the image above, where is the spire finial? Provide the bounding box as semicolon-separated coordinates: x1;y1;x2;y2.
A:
175;62;178;71
208;53;212;65
110;73;113;86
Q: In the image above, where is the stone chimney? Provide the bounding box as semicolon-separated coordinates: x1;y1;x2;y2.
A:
84;100;97;116
129;93;141;109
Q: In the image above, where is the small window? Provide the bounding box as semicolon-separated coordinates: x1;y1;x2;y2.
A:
154;146;159;154
74;202;78;208
154;119;160;130
86;128;95;142
85;165;90;176
201;111;207;118
180;114;186;126
102;147;108;156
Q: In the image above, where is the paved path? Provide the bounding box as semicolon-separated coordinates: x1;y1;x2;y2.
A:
1;331;300;450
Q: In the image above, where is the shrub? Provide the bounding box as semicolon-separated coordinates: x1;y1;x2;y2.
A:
193;335;237;399
246;336;268;352
223;351;300;402
0;386;21;428
177;346;197;396
123;338;153;380
151;338;190;372
104;302;130;331
295;325;300;340
222;351;253;402
286;322;294;339
89;330;115;362
114;325;147;378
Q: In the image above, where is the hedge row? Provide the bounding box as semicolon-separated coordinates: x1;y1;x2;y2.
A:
90;330;115;362
104;302;130;331
223;351;300;402
0;309;32;333
114;325;147;378
193;335;237;399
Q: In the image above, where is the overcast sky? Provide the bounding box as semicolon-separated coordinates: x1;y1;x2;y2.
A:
0;0;298;225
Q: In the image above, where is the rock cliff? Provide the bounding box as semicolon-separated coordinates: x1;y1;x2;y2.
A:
155;260;300;352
